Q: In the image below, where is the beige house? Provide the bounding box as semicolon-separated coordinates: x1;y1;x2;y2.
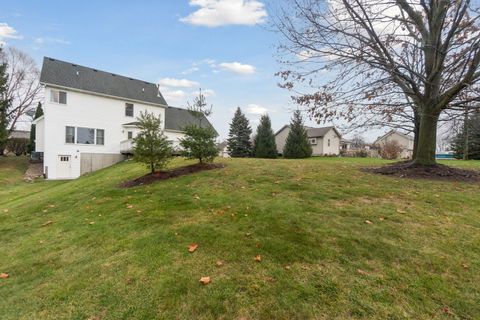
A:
217;141;230;158
275;125;342;156
373;130;414;159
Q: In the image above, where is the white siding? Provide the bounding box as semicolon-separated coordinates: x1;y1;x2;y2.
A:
275;126;290;154
34;118;45;152
321;129;341;155
311;137;324;156
42;86;166;179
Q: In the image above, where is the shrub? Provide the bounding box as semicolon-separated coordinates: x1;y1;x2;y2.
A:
379;141;402;160
7;138;29;156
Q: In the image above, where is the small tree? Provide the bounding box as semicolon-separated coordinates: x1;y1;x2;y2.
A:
227;107;252;157
180;89;218;164
133;111;172;174
254;114;277;159
0;48;10;156
283;110;312;158
28;102;44;153
379;141;402;160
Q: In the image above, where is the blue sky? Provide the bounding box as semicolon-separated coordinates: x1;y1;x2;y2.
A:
0;0;379;141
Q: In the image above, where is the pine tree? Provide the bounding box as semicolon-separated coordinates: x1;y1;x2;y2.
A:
451;112;480;160
0;49;11;156
180;89;218;164
253;114;277;158
28;102;44;153
283;110;312;158
227;107;252;157
133;111;173;173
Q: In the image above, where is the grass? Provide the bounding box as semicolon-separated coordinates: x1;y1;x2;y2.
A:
0;156;479;319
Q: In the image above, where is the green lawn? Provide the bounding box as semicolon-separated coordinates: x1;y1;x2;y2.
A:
1;156;479;319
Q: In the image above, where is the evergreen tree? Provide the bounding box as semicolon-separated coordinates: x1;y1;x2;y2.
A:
227;107;252;157
451;112;480;160
28;102;44;153
133;111;173;174
283;110;312;158
0;48;11;156
253;114;277;158
180;89;218;164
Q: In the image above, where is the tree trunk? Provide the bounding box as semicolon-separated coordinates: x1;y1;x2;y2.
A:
150;162;155;174
412;111;420;159
463;108;469;160
413;112;439;165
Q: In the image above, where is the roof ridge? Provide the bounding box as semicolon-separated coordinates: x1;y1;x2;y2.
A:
43;57;159;87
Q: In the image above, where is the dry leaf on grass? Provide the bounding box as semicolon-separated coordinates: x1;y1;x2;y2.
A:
357;269;369;275
365;220;373;224
216;260;224;267
41;221;53;227
194;195;200;200
188;243;198;253
254;255;262;262
3;209;9;213
396;209;406;214
0;273;9;279
126;205;133;209
199;276;211;285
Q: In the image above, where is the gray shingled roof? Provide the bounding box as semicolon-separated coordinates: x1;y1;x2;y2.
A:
165;107;217;134
276;125;341;138
40;57;168;106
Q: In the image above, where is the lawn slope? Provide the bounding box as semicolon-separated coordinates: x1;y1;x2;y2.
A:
1;157;479;319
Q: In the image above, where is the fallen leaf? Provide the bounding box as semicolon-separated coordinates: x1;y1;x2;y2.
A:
3;209;8;213
42;210;48;213
365;220;373;224
254;255;262;262
379;217;385;221
188;243;198;253
194;195;200;200
89;221;95;225
48;204;56;208
462;263;469;269
126;205;133;209
199;276;211;285
245;233;251;237
396;209;406;214
357;269;369;275
285;265;291;270
41;221;53;227
216;260;224;267
0;273;9;279
274;181;280;184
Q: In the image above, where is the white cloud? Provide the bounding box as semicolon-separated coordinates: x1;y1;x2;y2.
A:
0;23;22;42
34;37;70;46
158;77;200;88
182;67;200;75
219;62;256;74
193;89;216;97
159;86;187;102
180;0;267;27
246;104;275;115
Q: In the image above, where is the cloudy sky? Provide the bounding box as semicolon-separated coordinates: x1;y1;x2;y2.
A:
0;0;382;141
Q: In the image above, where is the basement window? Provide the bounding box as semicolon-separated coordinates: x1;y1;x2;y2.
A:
51;89;67;104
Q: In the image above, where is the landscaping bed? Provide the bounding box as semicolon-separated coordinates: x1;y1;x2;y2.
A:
119;162;225;188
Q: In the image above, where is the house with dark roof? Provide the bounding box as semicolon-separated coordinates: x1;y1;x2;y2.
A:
275;125;342;156
34;57;215;179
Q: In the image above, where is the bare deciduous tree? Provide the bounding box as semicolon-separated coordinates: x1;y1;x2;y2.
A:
0;47;41;132
274;0;480;166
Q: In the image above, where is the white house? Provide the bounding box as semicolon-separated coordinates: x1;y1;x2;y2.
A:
275;125;342;156
34;57;214;179
373;130;414;159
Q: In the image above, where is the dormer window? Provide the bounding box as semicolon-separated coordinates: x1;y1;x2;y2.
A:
51;89;67;104
125;103;134;117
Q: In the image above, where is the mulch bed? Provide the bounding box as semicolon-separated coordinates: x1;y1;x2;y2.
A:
362;161;480;183
119;163;225;188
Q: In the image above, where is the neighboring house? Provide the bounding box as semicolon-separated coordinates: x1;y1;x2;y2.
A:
34;57;215;179
275;125;342;156
340;138;373;157
217;141;230;158
373;130;414;159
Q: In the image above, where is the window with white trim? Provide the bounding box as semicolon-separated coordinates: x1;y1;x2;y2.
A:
51;89;67;104
309;138;317;145
65;126;105;145
127;131;133;139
